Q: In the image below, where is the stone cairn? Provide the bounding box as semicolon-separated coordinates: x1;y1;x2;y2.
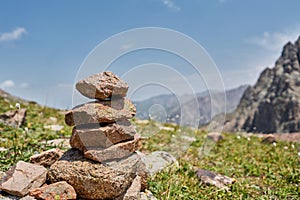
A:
65;71;140;162
48;71;147;199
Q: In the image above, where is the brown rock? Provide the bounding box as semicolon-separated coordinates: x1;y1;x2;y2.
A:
0;161;47;197
123;175;141;200
70;120;136;151
65;98;136;126
262;134;276;144
84;134;140;163
48;149;147;199
30;148;64;167
196;169;236;190
206;132;223;142
76;71;129;100
0;108;26;128
29;181;76;200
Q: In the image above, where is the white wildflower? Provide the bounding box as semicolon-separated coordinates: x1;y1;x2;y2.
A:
283;146;288;150
298;152;300;157
291;144;295;149
15;103;20;109
24;127;29;133
272;142;277;147
237;135;241;139
247;137;251;141
9;104;13;108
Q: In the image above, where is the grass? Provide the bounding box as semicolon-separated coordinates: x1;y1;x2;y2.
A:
0;97;299;199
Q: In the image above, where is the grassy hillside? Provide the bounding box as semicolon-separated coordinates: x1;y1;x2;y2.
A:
0;95;299;199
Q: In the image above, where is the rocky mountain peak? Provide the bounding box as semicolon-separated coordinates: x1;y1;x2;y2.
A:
224;36;300;133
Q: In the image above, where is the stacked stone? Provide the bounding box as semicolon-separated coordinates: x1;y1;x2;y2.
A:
65;71;140;163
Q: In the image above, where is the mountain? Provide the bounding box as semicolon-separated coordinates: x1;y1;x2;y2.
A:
224;36;300;133
135;85;248;126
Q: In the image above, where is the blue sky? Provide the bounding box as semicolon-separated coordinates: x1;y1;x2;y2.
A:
1;0;300;108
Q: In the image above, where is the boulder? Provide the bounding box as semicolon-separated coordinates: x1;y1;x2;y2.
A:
0;161;47;197
141;151;177;176
30;148;64;167
0;108;26;128
84;134;140;162
70;120;136;151
28;181;76;200
65;98;136;126
47;149;147;199
76;71;129;100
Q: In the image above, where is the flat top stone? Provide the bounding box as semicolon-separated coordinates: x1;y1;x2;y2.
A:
76;71;129;100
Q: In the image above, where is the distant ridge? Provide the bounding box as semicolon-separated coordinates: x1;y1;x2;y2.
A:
224;36;300;133
135;85;248;126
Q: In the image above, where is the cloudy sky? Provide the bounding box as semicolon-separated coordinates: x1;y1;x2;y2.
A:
1;0;300;108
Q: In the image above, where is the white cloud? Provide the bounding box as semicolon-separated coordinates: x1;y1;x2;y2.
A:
20;82;29;88
161;0;181;11
0;27;27;42
120;43;134;51
0;80;15;89
247;29;300;52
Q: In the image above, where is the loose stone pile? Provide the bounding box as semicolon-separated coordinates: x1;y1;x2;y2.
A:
48;71;147;199
65;71;140;162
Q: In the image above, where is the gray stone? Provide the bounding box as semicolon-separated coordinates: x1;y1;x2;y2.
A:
76;71;129;100
84;134;140;163
0;161;47;197
65;98;136;126
70;120;136;151
140;190;157;200
123;175;141;200
141;151;177;176
47;149;147;199
196;169;236;190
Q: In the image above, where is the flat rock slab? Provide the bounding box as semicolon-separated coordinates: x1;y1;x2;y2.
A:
48;149;147;199
30;148;64;167
29;181;76;200
196;169;236;190
0;108;26;128
65;98;136;126
141;151;177;176
76;71;129;100
0;161;47;197
70;120;136;151
84;134;140;163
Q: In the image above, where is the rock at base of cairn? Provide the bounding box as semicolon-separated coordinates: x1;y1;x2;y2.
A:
47;149;147;200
